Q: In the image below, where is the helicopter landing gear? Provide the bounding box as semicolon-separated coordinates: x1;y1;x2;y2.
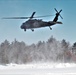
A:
24;29;26;31
49;26;52;30
31;29;34;32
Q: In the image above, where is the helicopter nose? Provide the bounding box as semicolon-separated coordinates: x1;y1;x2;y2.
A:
20;25;25;29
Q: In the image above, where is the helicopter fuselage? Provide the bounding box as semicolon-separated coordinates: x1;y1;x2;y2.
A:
20;19;56;31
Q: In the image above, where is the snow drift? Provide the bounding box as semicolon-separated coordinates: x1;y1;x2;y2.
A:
0;63;76;75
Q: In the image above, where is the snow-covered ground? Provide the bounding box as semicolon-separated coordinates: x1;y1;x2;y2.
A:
0;63;76;75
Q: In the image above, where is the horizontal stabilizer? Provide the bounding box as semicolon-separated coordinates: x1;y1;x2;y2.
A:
56;21;63;24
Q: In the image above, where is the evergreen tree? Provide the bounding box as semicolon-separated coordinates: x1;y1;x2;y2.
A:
0;40;10;64
0;36;75;64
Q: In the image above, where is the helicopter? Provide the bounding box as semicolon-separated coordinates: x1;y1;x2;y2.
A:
2;8;63;32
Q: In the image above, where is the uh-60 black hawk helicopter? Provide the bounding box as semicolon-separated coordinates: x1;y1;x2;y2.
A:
3;8;63;32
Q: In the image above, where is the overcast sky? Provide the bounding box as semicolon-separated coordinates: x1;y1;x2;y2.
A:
0;0;76;45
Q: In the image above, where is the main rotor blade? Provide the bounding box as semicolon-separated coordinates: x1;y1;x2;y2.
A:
30;12;36;19
34;15;54;18
2;15;54;19
2;17;29;19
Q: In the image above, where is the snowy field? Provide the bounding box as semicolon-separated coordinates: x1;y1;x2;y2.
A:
0;63;76;75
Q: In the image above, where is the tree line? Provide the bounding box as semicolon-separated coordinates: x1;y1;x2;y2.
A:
0;36;76;64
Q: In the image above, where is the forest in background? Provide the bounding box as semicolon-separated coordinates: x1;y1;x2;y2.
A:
0;36;76;64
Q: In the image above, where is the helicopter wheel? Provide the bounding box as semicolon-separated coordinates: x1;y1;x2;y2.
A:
49;26;52;30
24;29;26;31
31;29;34;32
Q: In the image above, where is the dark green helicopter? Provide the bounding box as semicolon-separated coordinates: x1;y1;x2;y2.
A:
3;8;63;32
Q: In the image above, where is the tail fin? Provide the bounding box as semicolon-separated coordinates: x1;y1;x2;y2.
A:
53;8;63;22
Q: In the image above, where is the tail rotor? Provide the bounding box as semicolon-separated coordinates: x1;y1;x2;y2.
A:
54;8;63;19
